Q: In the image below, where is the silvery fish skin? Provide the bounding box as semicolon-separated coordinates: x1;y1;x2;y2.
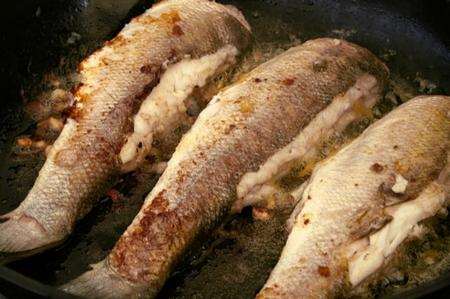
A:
62;38;388;298
0;0;251;261
258;96;450;299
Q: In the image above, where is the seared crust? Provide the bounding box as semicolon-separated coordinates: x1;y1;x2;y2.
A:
107;38;388;292
0;0;251;260
258;96;449;298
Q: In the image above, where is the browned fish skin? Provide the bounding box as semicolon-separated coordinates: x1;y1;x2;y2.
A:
62;38;388;298
257;96;449;299
0;0;251;262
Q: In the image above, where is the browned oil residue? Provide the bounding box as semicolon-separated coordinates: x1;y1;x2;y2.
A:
352;100;373;118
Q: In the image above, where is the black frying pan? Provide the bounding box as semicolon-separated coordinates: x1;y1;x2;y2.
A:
0;0;449;298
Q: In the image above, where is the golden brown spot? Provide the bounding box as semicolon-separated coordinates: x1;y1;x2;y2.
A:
281;77;295;86
134;10;181;30
172;24;184;36
235;73;250;84
239;99;254;113
76;89;90;103
370;163;384;173
67;105;83;121
395;160;410;174
318;266;330;277
134;14;157;25
145;190;169;214
100;57;110;66
176;172;187;184
140;64;155;74
105;35;126;47
161;11;181;24
71;83;83;95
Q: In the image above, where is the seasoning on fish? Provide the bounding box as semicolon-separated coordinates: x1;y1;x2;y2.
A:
257;96;449;298
62;38;388;298
0;0;251;262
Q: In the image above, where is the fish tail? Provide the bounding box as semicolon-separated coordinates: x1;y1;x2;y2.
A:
0;212;55;264
61;261;143;299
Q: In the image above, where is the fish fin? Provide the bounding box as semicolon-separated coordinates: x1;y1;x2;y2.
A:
0;212;56;263
61;260;145;299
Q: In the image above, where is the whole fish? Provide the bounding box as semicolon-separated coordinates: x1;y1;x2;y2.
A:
0;0;251;262
258;96;450;298
62;38;388;298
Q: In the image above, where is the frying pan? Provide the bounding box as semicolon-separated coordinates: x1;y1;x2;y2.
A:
0;0;449;298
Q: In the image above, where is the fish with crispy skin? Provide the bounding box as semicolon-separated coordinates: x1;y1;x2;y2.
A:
0;0;251;262
62;38;388;298
258;95;449;298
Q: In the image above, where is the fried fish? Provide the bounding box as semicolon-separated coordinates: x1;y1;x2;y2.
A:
62;38;388;298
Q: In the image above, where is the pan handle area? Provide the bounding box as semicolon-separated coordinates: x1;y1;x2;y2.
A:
0;266;79;299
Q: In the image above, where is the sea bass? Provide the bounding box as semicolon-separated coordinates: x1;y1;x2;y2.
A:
62;38;388;298
0;0;251;261
258;96;450;298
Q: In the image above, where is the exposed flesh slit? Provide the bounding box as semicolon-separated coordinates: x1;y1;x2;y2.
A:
235;74;380;209
347;165;449;286
119;45;239;172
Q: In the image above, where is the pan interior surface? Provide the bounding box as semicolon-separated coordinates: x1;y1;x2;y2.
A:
0;0;449;298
